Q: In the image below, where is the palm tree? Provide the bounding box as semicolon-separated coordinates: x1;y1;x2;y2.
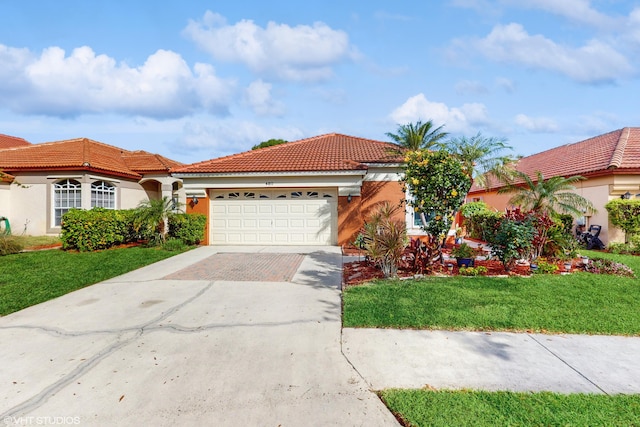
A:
386;120;448;150
444;132;516;190
498;171;596;217
133;196;179;244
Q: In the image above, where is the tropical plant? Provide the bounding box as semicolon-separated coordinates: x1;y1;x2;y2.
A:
360;202;408;278
605;199;640;243
444;132;516;190
386;120;448;151
485;216;535;272
403;149;472;270
133;196;179;245
451;242;475;259
498;171;595;217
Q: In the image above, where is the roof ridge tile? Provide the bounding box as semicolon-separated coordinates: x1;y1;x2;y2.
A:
608;127;630;169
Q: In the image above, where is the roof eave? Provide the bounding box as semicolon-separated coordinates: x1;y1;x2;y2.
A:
172;170;368;179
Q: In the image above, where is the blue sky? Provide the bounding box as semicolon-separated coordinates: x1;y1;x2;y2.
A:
1;0;639;164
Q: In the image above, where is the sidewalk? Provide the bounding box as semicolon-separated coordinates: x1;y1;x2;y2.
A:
342;328;640;394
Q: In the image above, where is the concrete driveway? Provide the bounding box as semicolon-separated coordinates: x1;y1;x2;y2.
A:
0;246;398;426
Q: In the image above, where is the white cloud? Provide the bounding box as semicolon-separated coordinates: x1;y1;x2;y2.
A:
471;23;633;83
183;11;359;82
0;44;236;119
389;93;489;133
244;79;284;116
506;0;617;29
514;113;559;132
177;119;304;157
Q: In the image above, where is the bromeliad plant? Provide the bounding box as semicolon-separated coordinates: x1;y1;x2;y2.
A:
402;150;472;271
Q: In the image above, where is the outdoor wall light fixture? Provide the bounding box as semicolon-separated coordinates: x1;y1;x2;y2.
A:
347;194;352;203
191;195;199;205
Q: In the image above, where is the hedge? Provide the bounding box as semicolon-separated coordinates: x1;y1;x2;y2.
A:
168;213;206;245
61;208;136;251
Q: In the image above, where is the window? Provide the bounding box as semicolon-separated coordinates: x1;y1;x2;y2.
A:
54;179;81;226
91;181;115;209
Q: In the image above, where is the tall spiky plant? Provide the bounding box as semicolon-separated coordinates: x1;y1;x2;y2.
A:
498;171;596;217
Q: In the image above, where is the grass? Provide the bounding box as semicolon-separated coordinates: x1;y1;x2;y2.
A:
380;389;640;427
343;250;640;335
0;246;187;316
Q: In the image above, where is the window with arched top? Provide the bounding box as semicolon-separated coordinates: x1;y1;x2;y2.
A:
91;181;115;209
53;179;82;226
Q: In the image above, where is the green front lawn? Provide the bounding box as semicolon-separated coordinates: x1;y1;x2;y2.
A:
380;389;640;427
0;246;188;316
343;251;640;335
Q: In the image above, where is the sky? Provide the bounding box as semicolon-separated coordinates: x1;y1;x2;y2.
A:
1;0;640;165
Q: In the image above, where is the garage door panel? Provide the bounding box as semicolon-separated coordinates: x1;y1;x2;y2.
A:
258;219;273;227
274;205;288;214
211;189;336;245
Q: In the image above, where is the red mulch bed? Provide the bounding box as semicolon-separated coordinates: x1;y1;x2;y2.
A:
341;255;581;286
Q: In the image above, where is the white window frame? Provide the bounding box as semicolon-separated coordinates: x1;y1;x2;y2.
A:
91;180;116;209
53;179;82;226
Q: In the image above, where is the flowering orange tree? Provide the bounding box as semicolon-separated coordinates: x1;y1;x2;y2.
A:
402;149;472;266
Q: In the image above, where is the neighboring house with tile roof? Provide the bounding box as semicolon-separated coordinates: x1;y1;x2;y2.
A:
466;127;640;245
173;133;418;247
0;136;183;235
0;133;31;149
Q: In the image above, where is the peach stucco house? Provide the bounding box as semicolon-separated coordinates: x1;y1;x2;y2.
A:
173;133;420;247
467;127;640;245
0;135;183;235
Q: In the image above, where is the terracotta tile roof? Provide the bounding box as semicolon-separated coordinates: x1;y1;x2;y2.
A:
175;133;404;174
0;134;30;149
470;127;640;192
0;138;182;179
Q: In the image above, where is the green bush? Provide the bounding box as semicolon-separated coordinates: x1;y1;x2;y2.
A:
467;210;503;241
605;199;640;242
168;213;206;245
458;265;487;276
460;201;491;239
162;237;188;252
61;208;136;251
0;236;23;256
486;217;534;272
532;258;559;274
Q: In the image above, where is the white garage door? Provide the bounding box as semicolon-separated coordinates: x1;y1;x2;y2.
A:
210;188;337;245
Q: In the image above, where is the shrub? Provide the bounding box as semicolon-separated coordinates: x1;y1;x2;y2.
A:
532;258;559;274
605;199;640;242
486;217;534;272
585;257;635;277
162;238;188;252
168;213;206;245
61;208;136;251
0;236;23;256
458;265;488;276
607;242;635;255
467;210;503;241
